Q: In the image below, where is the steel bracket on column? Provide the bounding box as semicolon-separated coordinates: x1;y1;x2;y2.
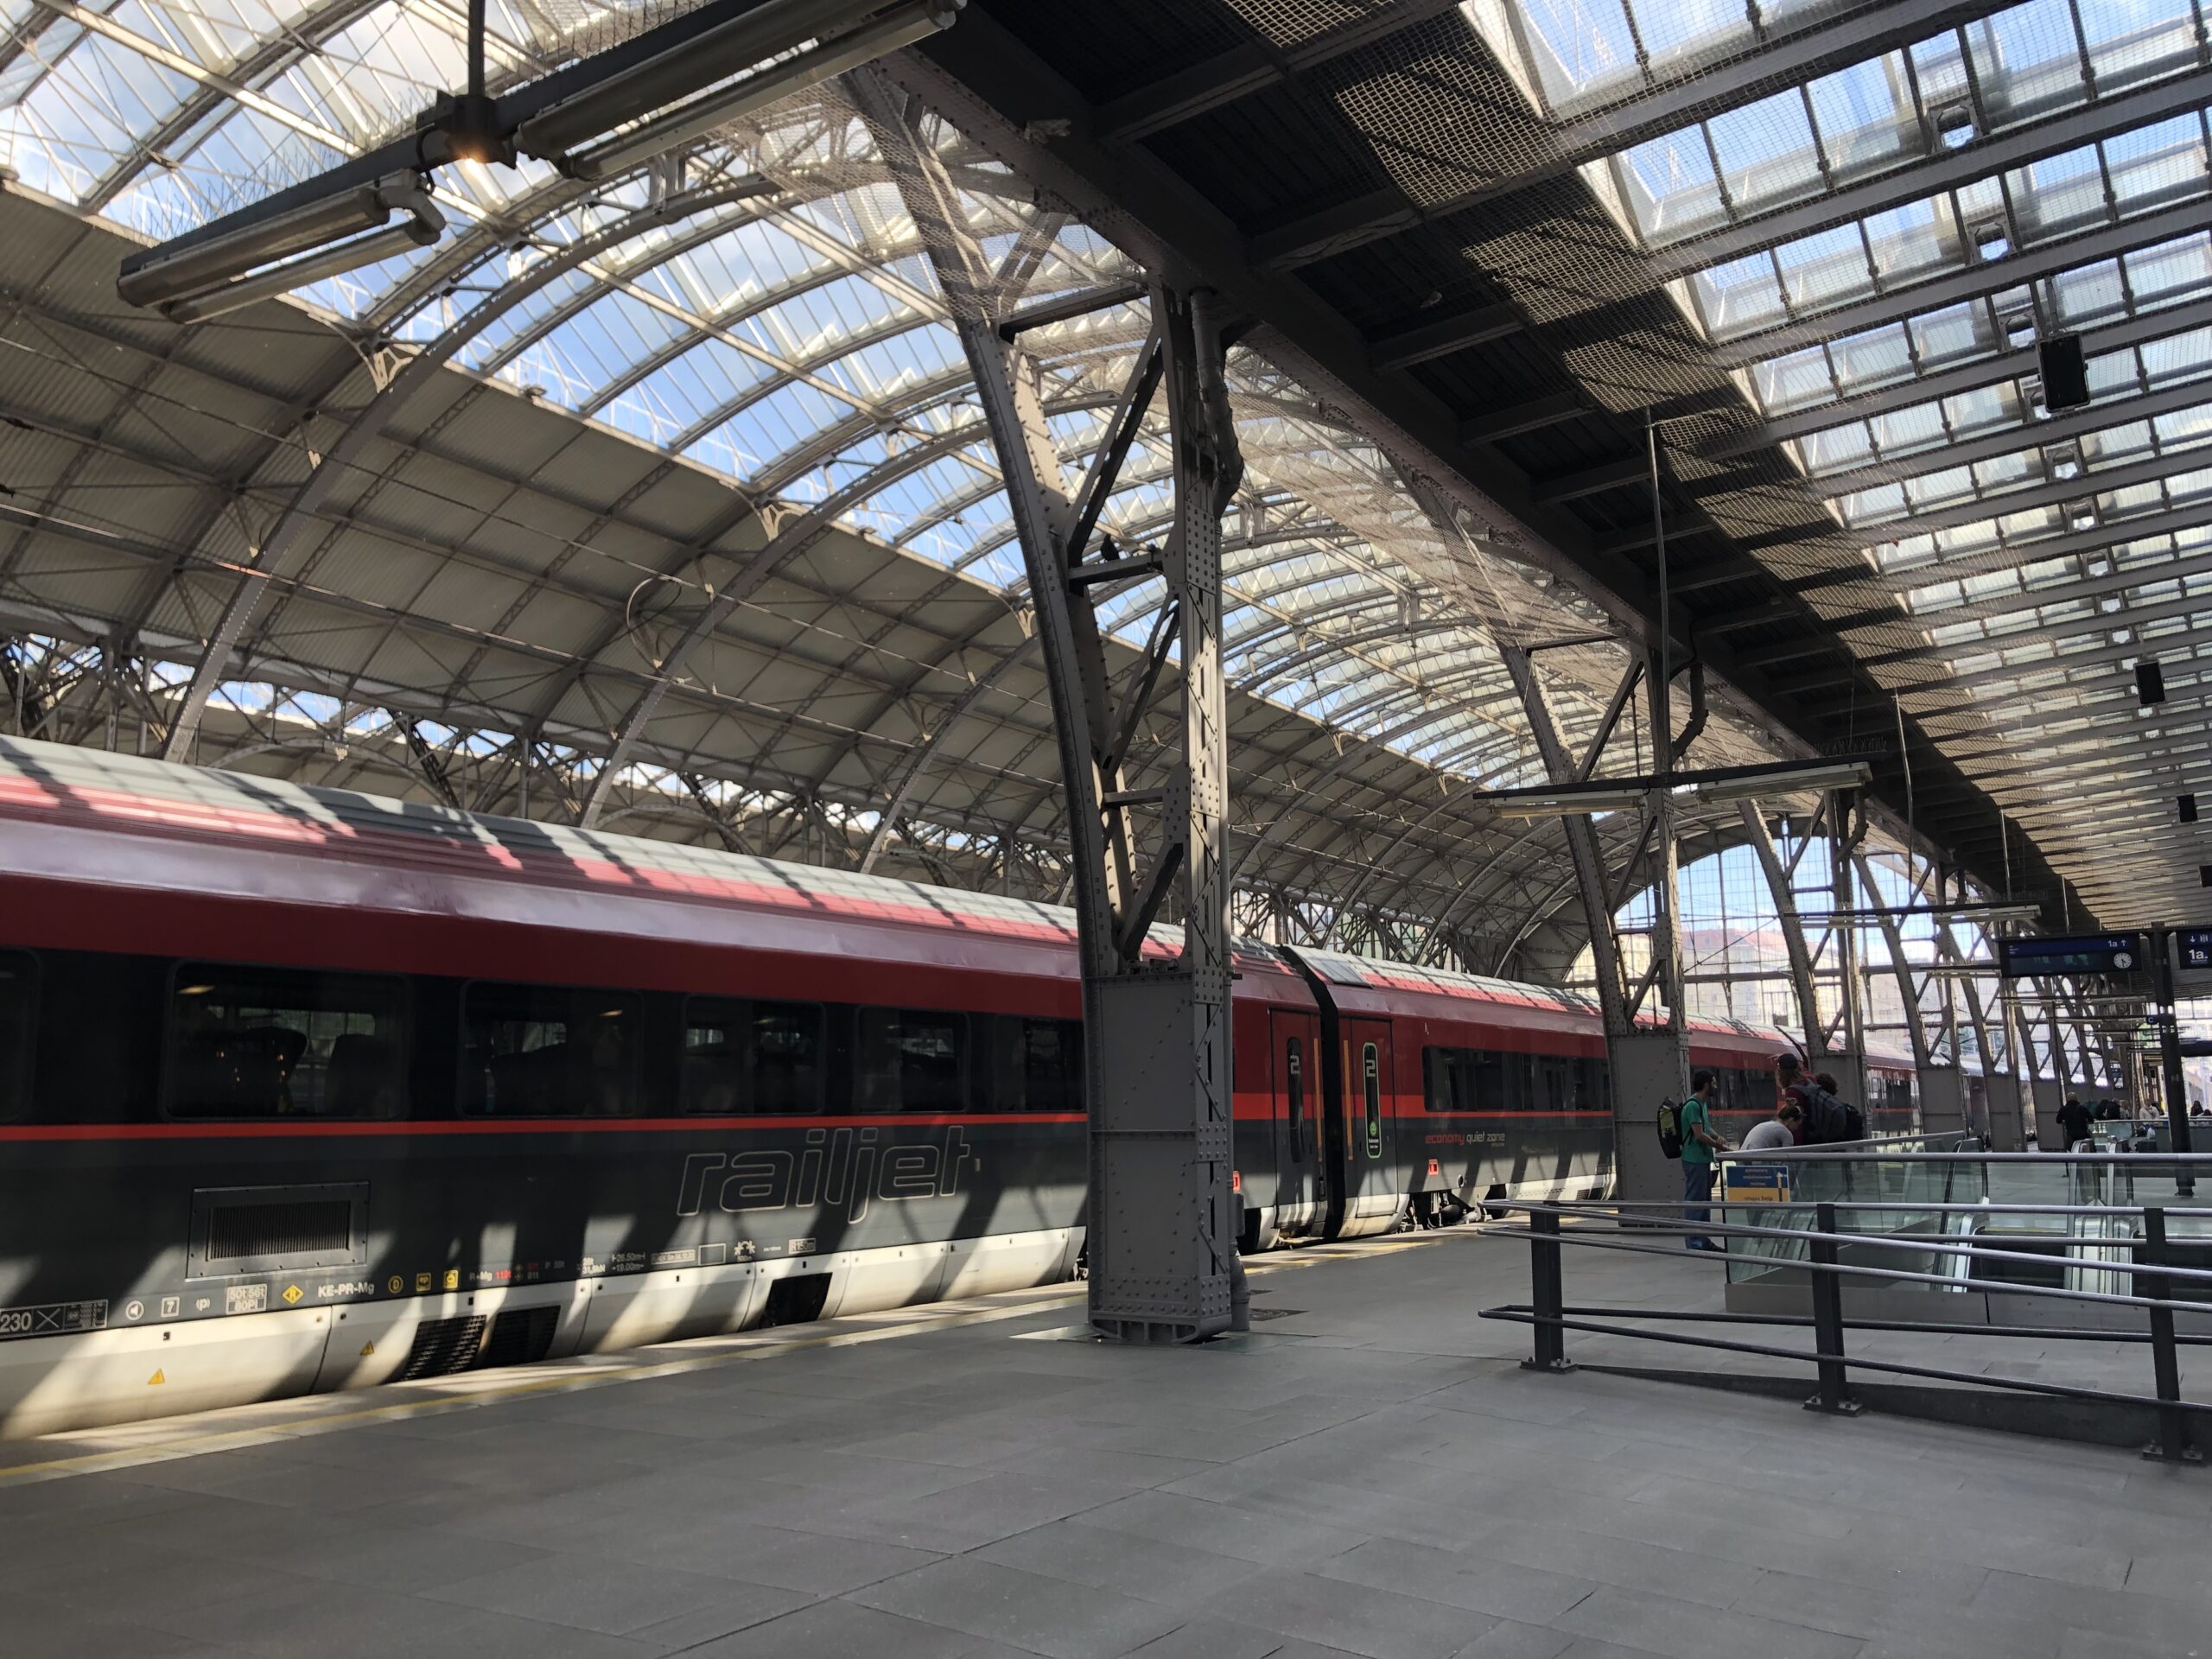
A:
849;67;1241;1342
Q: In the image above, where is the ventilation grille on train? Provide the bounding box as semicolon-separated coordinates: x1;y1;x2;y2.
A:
205;1199;352;1263
478;1306;559;1369
760;1274;830;1328
395;1315;486;1380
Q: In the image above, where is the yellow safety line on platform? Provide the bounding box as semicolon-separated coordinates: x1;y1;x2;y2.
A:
0;1229;1465;1485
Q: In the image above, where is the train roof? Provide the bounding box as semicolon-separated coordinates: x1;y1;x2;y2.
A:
0;736;1921;1060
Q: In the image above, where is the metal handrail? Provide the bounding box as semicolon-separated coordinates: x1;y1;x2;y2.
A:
1595;1198;2212;1217
1480;1207;2212;1301
1717;1149;2212;1163
1479;1197;2209;1464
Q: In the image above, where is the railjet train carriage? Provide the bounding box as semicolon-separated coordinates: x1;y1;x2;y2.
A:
0;736;1918;1436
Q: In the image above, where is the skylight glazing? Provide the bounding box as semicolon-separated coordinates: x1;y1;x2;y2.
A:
0;7;1701;810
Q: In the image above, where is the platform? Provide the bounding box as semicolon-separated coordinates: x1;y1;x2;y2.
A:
3;1230;2208;1659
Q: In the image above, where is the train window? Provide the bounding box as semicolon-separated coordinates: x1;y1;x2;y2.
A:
460;983;639;1116
682;998;825;1115
164;963;406;1119
1471;1051;1506;1112
1421;1047;1453;1114
1014;1018;1082;1113
1539;1058;1568;1115
1573;1058;1607;1115
0;950;34;1119
1362;1042;1382;1157
855;1007;967;1114
1287;1039;1307;1156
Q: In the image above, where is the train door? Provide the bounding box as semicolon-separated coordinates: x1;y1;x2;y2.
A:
1270;1010;1324;1238
1337;1016;1401;1238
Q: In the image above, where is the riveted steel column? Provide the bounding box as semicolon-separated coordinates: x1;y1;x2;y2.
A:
1825;793;1868;1113
851;70;1239;1340
1082;287;1243;1344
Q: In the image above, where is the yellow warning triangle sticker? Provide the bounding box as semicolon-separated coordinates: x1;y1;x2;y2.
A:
147;1369;165;1386
359;1341;375;1357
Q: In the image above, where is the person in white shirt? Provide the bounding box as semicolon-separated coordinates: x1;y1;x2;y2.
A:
1739;1099;1803;1152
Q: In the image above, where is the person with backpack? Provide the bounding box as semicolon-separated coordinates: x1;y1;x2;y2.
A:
1678;1067;1729;1251
1777;1052;1865;1144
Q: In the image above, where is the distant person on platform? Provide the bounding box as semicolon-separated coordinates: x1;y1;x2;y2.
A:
1740;1098;1804;1152
2095;1098;2121;1121
2056;1094;2093;1148
1679;1067;1730;1252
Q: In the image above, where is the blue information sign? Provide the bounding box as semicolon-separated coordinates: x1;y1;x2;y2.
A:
1999;934;2145;978
2181;930;2212;972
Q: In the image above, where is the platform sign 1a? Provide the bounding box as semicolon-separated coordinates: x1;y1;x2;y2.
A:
1722;1163;1792;1205
2179;929;2212;972
1998;933;2146;978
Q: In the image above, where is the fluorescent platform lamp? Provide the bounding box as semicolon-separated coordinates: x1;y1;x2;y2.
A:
1491;760;1873;820
556;0;959;181
1493;784;1648;819
519;0;958;177
118;174;445;323
1687;760;1872;804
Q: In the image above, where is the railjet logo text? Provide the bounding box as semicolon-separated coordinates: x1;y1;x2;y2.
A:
676;1125;977;1224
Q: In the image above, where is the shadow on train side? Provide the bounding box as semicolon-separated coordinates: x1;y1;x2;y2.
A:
0;741;1089;1437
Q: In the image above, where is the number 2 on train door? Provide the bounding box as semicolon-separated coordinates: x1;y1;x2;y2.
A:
1362;1042;1382;1159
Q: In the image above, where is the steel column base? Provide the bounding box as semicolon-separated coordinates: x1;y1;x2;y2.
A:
2139;1443;2203;1464
1803;1395;1866;1416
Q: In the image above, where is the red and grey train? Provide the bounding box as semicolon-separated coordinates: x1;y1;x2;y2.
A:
0;736;1917;1436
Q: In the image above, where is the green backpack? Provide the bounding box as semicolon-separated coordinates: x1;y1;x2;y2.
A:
1656;1097;1685;1160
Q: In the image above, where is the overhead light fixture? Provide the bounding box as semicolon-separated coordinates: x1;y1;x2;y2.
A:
1929;902;2045;924
117;172;445;323
1488;760;1872;819
1492;784;1649;819
519;0;961;181
1689;760;1871;805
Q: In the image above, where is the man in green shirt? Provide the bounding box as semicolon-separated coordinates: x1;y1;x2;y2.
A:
1680;1066;1730;1252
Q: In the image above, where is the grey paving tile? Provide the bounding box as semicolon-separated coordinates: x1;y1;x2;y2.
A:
1548;1583;1866;1659
1075;1490;1358;1568
811;1472;1138;1553
1727;1561;1989;1640
421;1551;806;1637
597;1513;942;1592
854;1556;1188;1659
675;1597;1008;1659
2056;1623;2210;1659
1202;1567;1491;1659
1970;1567;2212;1652
981;1441;1219;1491
226;1514;556;1592
1479;1523;1764;1610
1120;1615;1302;1659
134;1574;618;1658
973;1516;1270;1605
1448;1622;1577;1659
1317;1537;1596;1624
695;1445;998;1498
625;1585;825;1651
0;1604;237;1659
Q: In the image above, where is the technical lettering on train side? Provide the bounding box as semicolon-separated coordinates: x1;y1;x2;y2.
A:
0;1301;108;1341
675;1125;979;1223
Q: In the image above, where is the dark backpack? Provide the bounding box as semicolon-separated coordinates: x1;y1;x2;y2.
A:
1656;1097;1684;1160
1792;1081;1865;1144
